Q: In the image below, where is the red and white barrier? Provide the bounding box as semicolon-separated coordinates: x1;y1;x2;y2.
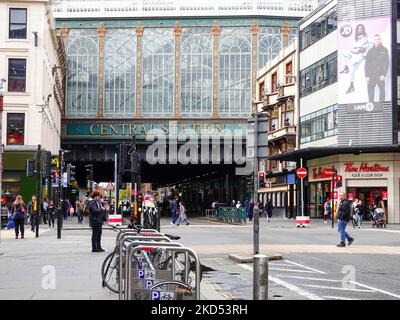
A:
296;216;310;228
108;214;122;226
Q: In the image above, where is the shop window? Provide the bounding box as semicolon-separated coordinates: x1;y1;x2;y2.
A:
8;59;26;92
7;113;25;145
9;8;27;39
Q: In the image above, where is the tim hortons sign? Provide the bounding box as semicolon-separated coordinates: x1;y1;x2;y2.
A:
343;162;390;178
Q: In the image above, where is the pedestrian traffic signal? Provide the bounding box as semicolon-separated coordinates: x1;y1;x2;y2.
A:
336;175;343;188
43;151;52;178
25;159;35;177
67;163;76;185
132;151;140;174
258;171;266;188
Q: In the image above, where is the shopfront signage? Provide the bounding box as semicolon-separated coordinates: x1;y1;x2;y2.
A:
311;167;337;180
343;162;390;178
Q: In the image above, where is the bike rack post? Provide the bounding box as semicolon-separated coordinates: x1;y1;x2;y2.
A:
125;241;184;300
146;246;201;300
118;235;172;300
116;230;162;248
116;228;161;244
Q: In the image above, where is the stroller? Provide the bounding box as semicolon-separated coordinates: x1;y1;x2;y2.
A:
371;208;386;228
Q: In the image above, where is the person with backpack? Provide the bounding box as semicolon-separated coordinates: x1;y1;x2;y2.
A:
324;197;332;224
336;193;355;247
12;195;27;239
88;191;105;252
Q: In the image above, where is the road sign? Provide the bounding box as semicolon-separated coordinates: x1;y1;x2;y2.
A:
265;180;272;188
296;167;307;179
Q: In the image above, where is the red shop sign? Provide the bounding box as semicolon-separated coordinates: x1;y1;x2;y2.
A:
382;191;388;200
344;162;389;173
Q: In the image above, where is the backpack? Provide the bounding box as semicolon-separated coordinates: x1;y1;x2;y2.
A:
83;201;90;215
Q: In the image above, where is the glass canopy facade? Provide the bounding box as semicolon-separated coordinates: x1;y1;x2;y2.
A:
65;24;297;119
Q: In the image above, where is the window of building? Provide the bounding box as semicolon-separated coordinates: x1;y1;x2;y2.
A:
258;27;285;69
286;61;293;84
300;52;337;97
300;104;338;143
270;106;279;130
259;82;265;101
9;8;27;39
7;113;25;145
8;59;26;92
300;8;337;51
271;72;277;93
281;99;294;126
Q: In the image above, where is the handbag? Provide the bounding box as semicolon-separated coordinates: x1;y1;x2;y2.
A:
7;218;15;230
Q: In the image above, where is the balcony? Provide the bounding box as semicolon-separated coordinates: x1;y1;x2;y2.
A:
268;125;296;143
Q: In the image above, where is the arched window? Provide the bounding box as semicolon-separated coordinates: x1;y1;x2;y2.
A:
219;28;251;118
181;28;212;118
66;29;98;118
142;29;174;117
258;27;283;69
104;29;136;118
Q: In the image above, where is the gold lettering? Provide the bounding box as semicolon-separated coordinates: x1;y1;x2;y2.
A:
215;124;224;135
90;124;100;135
122;124;128;135
130;124;137;135
162;123;169;135
100;124;109;136
110;124;119;135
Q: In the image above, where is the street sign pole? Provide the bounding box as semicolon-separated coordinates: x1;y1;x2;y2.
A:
253;109;259;255
300;158;304;217
331;165;335;229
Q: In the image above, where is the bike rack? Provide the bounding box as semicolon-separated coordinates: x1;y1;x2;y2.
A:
116;228;161;244
118;234;174;300
124;241;184;300
126;245;200;300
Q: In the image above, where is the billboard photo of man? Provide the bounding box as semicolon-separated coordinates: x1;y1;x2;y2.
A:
364;34;389;104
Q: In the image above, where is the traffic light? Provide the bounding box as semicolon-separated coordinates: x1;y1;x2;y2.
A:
132;151;140;174
258;171;266;188
25;159;35;177
136;193;143;224
67;163;76;185
336;175;343;188
43;151;52;178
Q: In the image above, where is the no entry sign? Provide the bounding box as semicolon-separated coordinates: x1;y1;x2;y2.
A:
296;167;307;179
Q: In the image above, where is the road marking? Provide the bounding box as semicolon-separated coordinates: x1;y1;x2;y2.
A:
323;296;356;300
268;263;294;267
303;284;375;293
274;275;342;283
349;281;400;299
285;260;327;274
238;264;324;300
269;267;317;274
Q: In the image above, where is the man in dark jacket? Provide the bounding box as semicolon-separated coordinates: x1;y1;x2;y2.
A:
364;34;389;104
27;195;38;232
336;193;354;247
89;191;105;252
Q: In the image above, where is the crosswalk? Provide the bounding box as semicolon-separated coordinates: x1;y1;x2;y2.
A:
237;259;400;300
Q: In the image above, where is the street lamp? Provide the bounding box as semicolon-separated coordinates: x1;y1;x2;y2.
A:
57;149;70;239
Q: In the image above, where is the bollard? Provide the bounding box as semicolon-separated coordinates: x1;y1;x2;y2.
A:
253;254;268;300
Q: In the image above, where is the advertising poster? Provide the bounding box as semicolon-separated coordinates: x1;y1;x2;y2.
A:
338;17;391;109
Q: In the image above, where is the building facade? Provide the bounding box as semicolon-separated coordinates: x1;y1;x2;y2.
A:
0;0;66;200
256;41;298;218
270;0;400;223
52;0;318;210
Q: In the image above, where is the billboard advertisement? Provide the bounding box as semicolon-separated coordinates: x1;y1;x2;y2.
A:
338;17;391;109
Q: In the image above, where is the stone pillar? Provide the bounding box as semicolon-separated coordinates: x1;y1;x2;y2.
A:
281;27;291;48
59;25;69;118
135;27;144;118
97;26;106;118
173;27;182;119
212;25;221;119
251;24;259;101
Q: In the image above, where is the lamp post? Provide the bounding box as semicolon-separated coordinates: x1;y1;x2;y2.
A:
0;79;6;201
57;149;70;239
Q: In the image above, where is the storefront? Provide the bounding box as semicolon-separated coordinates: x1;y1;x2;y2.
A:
306;154;400;223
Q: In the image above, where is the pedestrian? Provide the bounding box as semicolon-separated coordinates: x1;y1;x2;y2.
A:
369;200;377;219
27;195;38;232
230;200;236;208
258;201;265;218
170;196;178;225
176;201;190;226
88;191;105;253
236;200;242;209
247;200;254;222
11;195;27;239
47;200;56;227
266;200;273;222
356;199;364;228
69;204;75;219
324;197;332;224
336;193;354;247
63;199;71;221
77;198;85;224
42;198;48;225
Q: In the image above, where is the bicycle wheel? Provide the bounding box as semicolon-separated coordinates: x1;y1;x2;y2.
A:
102;251;119;293
158;253;203;284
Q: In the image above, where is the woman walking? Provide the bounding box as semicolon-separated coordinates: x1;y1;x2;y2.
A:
12;195;27;239
47;200;56;227
176;201;190;226
77;198;85;224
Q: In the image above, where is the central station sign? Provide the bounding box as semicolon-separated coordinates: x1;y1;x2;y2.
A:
65;122;248;139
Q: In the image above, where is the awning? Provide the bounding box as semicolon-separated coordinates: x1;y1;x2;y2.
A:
267;145;400;162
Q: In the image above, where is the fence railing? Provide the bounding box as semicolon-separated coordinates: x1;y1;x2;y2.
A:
217;206;247;224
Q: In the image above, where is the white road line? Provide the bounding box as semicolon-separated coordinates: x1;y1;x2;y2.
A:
269;267;318;274
285;260;327;274
303;284;375;293
274;275;342;283
323;296;356;300
349;281;400;299
268;263;293;267
238;264;324;300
